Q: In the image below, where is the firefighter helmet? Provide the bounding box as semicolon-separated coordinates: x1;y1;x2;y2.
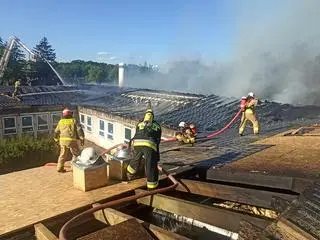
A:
248;92;255;98
178;121;186;128
144;108;154;122
62;108;73;117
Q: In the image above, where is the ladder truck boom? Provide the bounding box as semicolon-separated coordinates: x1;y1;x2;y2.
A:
0;36;66;85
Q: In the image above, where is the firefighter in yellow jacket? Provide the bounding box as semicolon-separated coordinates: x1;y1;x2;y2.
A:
12;79;22;98
127;108;162;190
54;108;85;173
239;92;259;136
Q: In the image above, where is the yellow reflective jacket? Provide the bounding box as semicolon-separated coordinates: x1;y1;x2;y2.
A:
54;117;84;146
15;81;21;88
245;98;258;114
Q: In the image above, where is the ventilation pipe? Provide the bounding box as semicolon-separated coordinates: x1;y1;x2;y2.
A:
118;63;124;87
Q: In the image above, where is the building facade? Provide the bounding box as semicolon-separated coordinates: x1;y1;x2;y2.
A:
0;106;71;138
78;106;176;149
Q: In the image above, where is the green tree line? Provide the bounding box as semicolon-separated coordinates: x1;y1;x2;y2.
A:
0;36;154;86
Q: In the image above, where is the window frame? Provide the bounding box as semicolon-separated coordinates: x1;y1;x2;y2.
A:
21;115;34;133
86;115;92;133
99;119;105;137
107;122;114;140
37;114;49;131
80;114;85;129
124;127;132;143
3;117;17;135
52;113;61;128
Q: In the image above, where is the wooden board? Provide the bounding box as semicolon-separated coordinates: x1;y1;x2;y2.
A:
77;219;153;240
176;179;297;209
0;166;147;236
93;206;191;240
221;135;320;179
204;169;312;193
136;189;271;233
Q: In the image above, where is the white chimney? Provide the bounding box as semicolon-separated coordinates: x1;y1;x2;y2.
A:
118;63;124;87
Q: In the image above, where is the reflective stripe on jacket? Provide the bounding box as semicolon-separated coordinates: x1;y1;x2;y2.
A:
132;139;158;152
54;118;84;146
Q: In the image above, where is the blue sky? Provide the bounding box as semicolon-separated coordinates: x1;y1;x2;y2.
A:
0;0;285;65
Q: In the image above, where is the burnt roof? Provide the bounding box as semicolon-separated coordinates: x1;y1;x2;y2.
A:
0;84;320;135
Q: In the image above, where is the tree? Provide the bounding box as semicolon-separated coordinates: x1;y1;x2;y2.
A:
0;37;4;58
34;37;56;61
32;37;58;85
1;39;26;85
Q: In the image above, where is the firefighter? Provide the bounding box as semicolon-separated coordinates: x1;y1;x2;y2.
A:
176;121;197;144
127;108;162;190
12;79;22;98
53;108;85;173
239;92;259;136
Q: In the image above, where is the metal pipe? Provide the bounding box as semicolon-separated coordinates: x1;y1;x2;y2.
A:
58;165;179;240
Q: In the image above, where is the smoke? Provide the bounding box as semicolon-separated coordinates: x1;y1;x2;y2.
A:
125;1;320;106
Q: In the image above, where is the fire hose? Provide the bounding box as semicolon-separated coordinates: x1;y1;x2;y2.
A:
58;165;179;240
161;109;242;142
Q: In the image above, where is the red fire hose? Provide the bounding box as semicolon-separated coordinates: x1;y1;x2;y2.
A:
198;109;242;139
58;165;179;240
162;109;242;142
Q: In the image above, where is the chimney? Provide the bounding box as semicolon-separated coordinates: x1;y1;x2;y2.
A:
118;63;124;87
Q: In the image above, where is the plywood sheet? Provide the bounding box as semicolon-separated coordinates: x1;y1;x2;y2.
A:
0;166;146;236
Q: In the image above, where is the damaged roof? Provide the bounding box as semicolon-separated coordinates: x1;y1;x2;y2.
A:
0;84;320;135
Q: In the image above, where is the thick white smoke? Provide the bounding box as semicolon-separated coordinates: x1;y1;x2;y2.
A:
125;1;320;106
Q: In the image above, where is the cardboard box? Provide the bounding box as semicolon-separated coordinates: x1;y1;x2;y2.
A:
72;162;108;192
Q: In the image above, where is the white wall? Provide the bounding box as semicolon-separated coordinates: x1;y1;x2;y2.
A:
78;111;136;149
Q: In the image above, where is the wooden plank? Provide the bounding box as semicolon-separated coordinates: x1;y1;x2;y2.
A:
93;205;191;240
34;223;58;240
176;179;297;209
77;218;153;240
135;189;271;233
276;218;318;240
204;170;313;193
0;166;148;237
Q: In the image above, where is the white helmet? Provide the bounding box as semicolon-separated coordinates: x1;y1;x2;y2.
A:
178;121;186;128
248;92;255;98
76;147;100;165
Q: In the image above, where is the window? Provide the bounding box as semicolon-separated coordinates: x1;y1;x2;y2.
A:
99;119;105;137
80;114;85;128
107;123;114;140
124;128;132;143
86;116;92;132
38;114;48;131
21;116;33;132
52;113;61;128
3;117;16;135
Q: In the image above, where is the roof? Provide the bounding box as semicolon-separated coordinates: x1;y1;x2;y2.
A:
0;84;320;134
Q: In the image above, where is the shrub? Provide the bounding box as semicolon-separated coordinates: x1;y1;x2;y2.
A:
0;135;59;174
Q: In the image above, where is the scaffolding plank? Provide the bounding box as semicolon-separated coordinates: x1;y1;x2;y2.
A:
77;218;153;240
204;169;312;193
136;189;271;233
34;223;58;240
176;179;297;209
93;205;190;240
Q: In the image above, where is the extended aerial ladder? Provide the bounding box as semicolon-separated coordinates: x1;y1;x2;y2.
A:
0;36;66;85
